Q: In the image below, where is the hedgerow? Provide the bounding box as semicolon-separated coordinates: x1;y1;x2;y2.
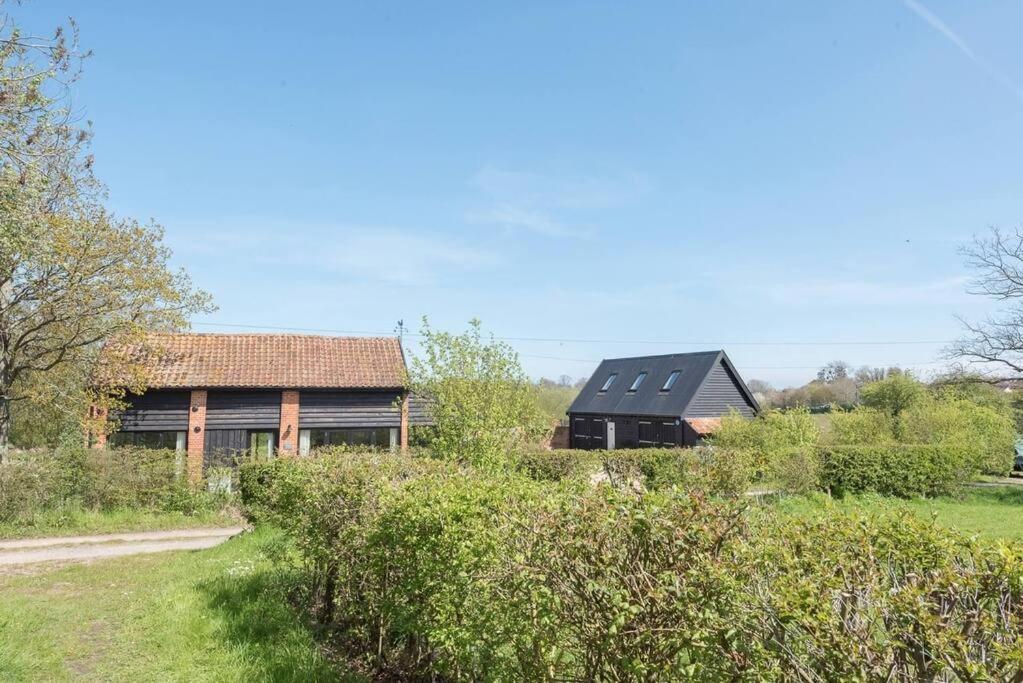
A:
512;447;754;495
0;446;227;524
246;454;1023;681
819;443;974;498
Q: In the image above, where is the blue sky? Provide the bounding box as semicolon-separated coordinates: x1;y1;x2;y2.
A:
18;1;1023;386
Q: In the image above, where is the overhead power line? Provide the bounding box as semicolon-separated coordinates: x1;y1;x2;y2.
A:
191;321;954;348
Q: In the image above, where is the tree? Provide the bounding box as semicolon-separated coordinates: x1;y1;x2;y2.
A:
408;318;547;470
860;374;924;417
949;227;1023;375
0;7;213;456
816;360;851;383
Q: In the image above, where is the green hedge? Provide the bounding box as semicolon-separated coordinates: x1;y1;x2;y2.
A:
819;444;974;498
0;447;226;524
514;447;754;495
253;455;1023;680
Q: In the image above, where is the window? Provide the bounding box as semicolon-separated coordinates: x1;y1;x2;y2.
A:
110;431;186;451
305;428;394;451
599;373;617;392
628;372;647;392
661;370;682;392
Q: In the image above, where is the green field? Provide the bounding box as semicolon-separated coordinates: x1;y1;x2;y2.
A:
0;528;350;682
772;485;1023;542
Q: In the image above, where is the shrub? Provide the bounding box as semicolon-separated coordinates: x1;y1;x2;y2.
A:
0;446;228;524
256;455;1023;681
515;447;754;496
827;406;895;445
818;443;973;498
768;446;820;493
899;397;1016;476
712;407;820;473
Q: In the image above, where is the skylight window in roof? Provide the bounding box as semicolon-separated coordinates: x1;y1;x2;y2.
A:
628;372;647;392
661;370;682;392
599;373;617;392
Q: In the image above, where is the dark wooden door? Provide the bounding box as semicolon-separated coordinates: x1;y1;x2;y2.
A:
204;429;248;467
572;417;589;449
589;418;605;450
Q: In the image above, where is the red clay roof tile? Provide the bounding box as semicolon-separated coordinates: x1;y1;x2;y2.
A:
111;333;406;389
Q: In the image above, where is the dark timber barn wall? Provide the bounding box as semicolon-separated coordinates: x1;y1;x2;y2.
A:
566;351;759;451
299;390;404;428
115;391;190;431
684;361;756;418
205;391;282;429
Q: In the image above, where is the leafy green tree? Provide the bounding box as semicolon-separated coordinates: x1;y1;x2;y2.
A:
859;373;925;417
899;396;1016;475
408;318;546;470
0;7;213;456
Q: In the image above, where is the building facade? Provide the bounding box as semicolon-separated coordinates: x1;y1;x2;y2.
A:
567;350;759;449
97;333;420;480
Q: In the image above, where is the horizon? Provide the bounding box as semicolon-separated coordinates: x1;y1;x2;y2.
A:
14;1;1023;388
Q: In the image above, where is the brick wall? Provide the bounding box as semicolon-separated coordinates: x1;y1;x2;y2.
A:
91;406;108;448
279;390;299;455
186;390;207;484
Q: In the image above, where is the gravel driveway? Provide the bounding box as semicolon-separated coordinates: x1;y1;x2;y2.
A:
0;527;245;566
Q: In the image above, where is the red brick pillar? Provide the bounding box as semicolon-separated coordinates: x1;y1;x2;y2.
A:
90;406;108;448
400;393;409;453
187;390;207;485
279;390;299;456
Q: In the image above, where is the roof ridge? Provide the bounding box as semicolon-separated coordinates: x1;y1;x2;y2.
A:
144;332;399;342
600;350;723;362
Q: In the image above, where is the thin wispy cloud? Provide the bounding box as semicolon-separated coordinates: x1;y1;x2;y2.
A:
168;220;496;286
466;205;591;239
903;0;1023;104
327;230;498;285
466;165;650;240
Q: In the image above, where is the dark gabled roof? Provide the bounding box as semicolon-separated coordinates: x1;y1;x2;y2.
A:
567;350;759;418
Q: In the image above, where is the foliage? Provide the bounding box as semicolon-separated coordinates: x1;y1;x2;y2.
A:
407;318;548;470
0;446;229;525
859;373;925;416
0;8;214;455
513;447;754;496
767;446;821;493
818;444;974;498
534;380;578;424
900;395;1017;476
827;406;896;445
253;454;1023;681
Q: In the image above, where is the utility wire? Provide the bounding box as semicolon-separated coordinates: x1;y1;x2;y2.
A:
191;321;954;348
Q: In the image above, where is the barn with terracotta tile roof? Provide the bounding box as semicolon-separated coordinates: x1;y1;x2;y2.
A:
98;333;426;479
566;350;759;449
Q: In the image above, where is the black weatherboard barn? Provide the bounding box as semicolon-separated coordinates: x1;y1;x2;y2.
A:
567;350;759;449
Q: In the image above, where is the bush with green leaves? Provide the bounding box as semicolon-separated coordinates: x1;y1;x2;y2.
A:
899;396;1016;476
0;446;228;524
407;319;549;471
819;443;974;498
859;373;926;416
253;454;1023;681
827;406;895;445
514;447;754;496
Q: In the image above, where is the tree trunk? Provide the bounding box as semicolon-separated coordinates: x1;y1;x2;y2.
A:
0;393;9;464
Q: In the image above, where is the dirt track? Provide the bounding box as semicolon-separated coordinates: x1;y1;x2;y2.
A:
0;527;244;566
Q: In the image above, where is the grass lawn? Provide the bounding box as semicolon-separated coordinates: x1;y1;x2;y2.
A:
0;527;352;682
773;485;1023;543
0;506;240;540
